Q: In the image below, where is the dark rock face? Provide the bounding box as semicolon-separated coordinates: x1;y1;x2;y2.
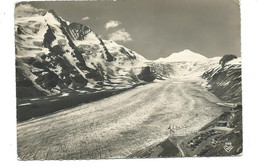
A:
68;22;91;40
35;71;60;90
119;47;136;60
219;54;237;67
137;66;156;82
51;45;65;56
43;25;56;48
99;39;115;62
17;26;24;35
16;67;45;98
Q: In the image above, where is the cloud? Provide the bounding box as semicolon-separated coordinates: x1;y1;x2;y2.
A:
105;20;121;29
107;29;132;42
15;4;46;18
82;16;89;21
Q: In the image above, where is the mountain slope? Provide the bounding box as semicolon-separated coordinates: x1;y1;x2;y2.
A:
15;7;149;99
202;57;242;103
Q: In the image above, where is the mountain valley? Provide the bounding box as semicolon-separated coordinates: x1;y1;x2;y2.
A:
16;6;242;159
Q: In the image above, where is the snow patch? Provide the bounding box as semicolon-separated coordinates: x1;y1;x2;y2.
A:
59;93;69;97
18;103;31;106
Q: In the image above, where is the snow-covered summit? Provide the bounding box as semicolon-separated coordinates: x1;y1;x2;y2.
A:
155;49;208;63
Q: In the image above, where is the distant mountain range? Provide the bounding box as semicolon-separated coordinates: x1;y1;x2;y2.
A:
15;6;241;101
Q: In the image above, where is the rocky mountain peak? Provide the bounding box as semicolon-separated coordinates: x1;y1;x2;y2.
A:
15;7;149;99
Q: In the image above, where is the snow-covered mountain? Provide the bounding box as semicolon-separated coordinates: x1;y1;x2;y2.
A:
151;50;220;78
154;49;208;63
15;5;241;102
15;7;149;98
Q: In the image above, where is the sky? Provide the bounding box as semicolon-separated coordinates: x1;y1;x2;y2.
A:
22;0;240;60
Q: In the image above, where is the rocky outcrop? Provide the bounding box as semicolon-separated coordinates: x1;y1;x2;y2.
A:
219;54;237;67
137;66;156;82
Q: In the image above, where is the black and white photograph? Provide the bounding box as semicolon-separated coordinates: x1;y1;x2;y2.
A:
14;0;242;160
